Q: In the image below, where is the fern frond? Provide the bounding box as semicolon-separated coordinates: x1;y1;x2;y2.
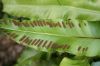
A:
0;19;100;57
2;0;100;21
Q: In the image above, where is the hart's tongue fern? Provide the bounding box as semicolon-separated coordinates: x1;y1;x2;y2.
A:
0;0;100;66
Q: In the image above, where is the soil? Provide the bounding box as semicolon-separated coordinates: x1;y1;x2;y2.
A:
0;35;24;66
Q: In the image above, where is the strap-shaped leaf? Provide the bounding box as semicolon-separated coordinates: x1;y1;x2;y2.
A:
0;19;100;57
2;0;100;21
3;0;100;10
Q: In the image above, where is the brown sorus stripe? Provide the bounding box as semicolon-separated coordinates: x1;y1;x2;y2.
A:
57;22;62;27
28;39;32;45
21;36;27;42
42;40;48;47
53;22;57;27
37;22;40;26
37;22;41;26
54;22;58;27
24;22;29;27
63;45;68;49
67;19;74;28
27;38;31;44
21;22;24;26
27;22;31;27
22;22;29;27
43;21;47;26
11;34;18;38
35;21;39;26
34;39;41;46
82;48;86;52
40;21;46;26
21;22;25;27
24;37;29;44
15;22;22;27
19;22;22;26
78;46;81;51
54;44;60;49
49;22;54;27
39;21;43;26
29;22;33;27
51;43;58;49
50;43;55;48
19;35;26;41
9;33;17;38
52;22;56;27
32;22;36;27
23;37;30;44
25;22;30;27
20;36;27;43
33;21;37;26
46;22;53;27
37;40;44;47
40;21;44;26
36;21;39;26
31;22;35;27
16;22;22;27
68;22;73;28
21;36;29;43
31;39;37;45
62;22;66;28
45;22;49;26
71;22;74;28
32;21;35;26
8;33;14;36
47;41;53;48
13;20;18;26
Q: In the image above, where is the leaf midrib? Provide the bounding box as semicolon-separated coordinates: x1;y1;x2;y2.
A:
1;27;100;39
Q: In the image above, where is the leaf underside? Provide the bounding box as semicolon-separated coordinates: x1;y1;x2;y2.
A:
0;19;100;57
0;0;100;57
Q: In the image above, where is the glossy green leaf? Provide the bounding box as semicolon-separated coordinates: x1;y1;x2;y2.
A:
2;0;100;21
60;57;90;66
15;47;40;66
15;47;58;66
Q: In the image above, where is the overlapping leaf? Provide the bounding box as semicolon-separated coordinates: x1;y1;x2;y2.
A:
0;0;100;66
2;0;100;21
